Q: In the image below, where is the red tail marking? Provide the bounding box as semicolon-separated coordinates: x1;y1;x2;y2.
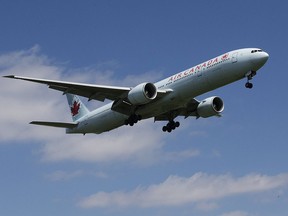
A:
71;101;80;116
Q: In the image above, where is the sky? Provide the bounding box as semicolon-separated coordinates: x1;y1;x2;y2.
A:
0;0;288;216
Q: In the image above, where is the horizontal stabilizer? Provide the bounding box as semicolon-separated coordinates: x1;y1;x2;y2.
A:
30;121;78;129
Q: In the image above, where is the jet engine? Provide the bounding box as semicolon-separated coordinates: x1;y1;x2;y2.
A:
197;96;224;118
127;83;157;105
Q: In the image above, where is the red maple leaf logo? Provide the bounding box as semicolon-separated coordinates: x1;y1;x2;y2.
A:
70;101;80;116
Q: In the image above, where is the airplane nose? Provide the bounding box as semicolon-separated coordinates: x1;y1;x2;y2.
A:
251;51;269;69
261;52;269;62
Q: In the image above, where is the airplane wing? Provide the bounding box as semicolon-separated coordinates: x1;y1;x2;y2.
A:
3;75;131;102
3;75;168;103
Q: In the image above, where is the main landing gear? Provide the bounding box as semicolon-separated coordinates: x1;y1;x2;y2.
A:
124;114;142;126
125;114;180;133
162;120;180;133
245;70;256;89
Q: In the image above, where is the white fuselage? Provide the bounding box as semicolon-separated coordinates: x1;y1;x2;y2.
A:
67;48;269;134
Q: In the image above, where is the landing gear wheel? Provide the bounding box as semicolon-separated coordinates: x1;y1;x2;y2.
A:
125;114;142;126
245;82;253;89
169;122;176;130
162;126;167;132
175;121;180;128
162;120;180;133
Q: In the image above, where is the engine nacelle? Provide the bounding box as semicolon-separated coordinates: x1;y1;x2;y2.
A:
127;82;157;105
197;96;224;118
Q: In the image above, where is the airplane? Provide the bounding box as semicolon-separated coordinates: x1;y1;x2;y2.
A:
3;48;269;134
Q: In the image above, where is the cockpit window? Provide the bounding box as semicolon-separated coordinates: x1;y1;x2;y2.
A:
251;49;263;53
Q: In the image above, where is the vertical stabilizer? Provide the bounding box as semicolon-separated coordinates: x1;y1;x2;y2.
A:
66;94;90;122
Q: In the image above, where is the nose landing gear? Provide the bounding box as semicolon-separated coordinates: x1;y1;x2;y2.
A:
245;70;256;89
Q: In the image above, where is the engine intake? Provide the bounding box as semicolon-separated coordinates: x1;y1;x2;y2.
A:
128;82;157;105
197;96;224;118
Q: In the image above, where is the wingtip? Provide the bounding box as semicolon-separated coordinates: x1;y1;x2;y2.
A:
29;121;38;125
3;75;15;79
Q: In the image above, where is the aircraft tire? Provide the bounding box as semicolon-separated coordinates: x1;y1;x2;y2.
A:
162;126;167;132
245;82;253;89
175;121;180;127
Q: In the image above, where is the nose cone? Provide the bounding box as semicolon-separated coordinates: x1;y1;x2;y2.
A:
251;51;269;70
260;51;269;63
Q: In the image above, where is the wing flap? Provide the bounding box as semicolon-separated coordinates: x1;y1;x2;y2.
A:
30;121;78;129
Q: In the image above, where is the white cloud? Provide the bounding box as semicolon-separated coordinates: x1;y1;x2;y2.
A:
0;45;65;142
40;120;165;164
78;172;288;208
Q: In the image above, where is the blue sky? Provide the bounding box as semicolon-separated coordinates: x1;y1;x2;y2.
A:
1;1;288;216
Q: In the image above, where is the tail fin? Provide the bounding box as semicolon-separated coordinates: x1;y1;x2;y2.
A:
66;94;90;122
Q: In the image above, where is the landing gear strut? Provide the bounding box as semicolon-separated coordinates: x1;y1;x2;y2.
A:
245;70;256;89
125;114;142;126
162;120;180;133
